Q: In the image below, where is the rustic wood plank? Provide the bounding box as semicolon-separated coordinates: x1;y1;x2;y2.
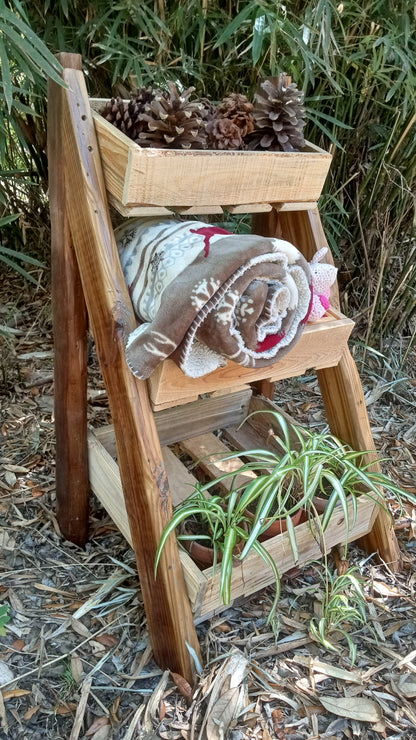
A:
317;348;402;571
175;205;224;215
87;430;208;615
180;433;256;493
246;395;306;452
222;424;267;455
91;109;331;208
225;203;273;214
160;447;200;507
108;195;173;217
48;52;89;545
147;310;353;408
94;388;252;453
91;427;199;506
274;201;318;212
56;56;201;681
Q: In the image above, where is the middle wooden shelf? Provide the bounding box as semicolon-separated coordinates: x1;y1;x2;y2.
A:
147;307;354;410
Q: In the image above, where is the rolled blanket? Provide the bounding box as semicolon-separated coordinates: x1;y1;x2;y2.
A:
116;218;332;379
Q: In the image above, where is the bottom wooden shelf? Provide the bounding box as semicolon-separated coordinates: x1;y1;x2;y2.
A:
88;394;378;622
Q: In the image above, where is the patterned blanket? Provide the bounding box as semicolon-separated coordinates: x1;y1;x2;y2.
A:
116;218;336;379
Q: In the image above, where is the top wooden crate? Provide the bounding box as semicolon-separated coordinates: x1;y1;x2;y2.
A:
90;100;332;210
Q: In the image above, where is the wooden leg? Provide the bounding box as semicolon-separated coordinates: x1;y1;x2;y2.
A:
317;348;401;571
48;57;89;546
251;380;275;400
49;54;202;682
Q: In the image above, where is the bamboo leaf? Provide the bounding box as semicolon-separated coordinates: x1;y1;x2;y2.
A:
0;36;12;112
252;12;267;66
319;696;382;723
214;2;257;48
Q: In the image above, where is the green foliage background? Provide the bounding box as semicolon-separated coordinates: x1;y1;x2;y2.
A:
1;0;415;345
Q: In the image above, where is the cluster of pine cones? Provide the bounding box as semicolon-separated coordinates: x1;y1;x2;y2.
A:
100;75;306;153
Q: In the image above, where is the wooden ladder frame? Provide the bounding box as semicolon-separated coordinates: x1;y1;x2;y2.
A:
48;54;401;684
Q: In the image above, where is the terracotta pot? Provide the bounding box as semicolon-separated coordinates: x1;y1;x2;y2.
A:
247;507;304;542
310;497;329;515
181;528;244;570
183;538;217;569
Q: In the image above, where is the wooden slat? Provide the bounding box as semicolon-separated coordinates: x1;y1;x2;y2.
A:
108;195;172;217
87;430;208;613
275;201;318;212
88;431;198;519
91;109;331;208
223;424;269;456
175;205;224;215
225;203;273;214
147;310;354;408
180;433;256;493
246;395;306;452
56;56;201;681
93;388;252;454
110;195;225;217
223;396;306;462
48;53;89;546
154;387;251;441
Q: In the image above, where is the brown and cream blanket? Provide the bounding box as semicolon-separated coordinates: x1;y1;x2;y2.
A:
116;218;336;379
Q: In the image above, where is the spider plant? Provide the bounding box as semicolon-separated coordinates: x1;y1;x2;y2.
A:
156;409;414;622
309;564;367;664
229;410;413;546
154;484;281;623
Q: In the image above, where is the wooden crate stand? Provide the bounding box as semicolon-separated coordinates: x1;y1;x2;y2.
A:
48;54;401;684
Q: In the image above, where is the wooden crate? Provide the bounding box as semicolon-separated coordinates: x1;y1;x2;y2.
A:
90;100;332;211
88;394;378;622
147;308;354;410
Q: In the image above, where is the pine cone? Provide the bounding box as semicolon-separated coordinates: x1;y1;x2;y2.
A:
199;97;217;122
100;88;158;141
248;75;306;152
100;97;136;139
215;93;255;138
206;118;244;150
138;83;207;149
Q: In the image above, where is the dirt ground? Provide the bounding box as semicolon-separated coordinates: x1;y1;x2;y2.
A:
1;265;416;739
